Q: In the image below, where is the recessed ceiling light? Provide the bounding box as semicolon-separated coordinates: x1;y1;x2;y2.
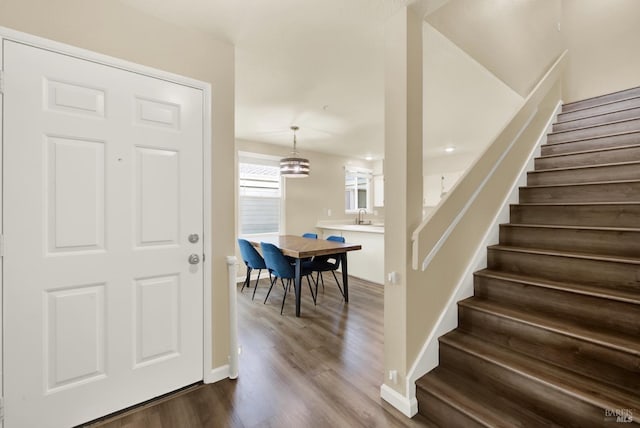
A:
445;146;455;153
365;155;373;161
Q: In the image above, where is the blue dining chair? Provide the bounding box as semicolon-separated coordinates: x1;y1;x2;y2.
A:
261;242;316;314
304;235;345;300
237;238;268;300
299;232;317;262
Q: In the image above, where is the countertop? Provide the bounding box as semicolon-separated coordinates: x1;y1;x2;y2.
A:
315;223;385;234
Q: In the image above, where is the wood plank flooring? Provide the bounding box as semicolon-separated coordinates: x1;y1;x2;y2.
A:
85;274;432;427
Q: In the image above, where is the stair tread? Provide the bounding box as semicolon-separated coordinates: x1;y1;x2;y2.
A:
548;116;640;137
555;105;640;126
488;244;640;265
459;298;640;355
530;160;640;174
563;88;640;111
537;143;640;160
439;331;640;410
476;268;640;305
523;178;640;189
501;223;640;233
417;367;561;428
514;201;640;206
545;129;640;146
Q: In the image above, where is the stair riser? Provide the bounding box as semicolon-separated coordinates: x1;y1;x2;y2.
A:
519;182;640;203
535;146;640;169
558;97;640;122
499;225;640;258
416;388;486;428
542;133;640;156
562;87;640;112
487;248;640;289
439;342;603;427
474;275;640;336
528;163;640;186
554;107;640;132
509;204;640;228
459;306;640;393
547;118;640;144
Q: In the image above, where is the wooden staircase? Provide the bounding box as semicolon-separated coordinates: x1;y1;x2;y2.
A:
415;87;640;427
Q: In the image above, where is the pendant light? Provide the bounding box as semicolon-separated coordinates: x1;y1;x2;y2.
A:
280;125;310;178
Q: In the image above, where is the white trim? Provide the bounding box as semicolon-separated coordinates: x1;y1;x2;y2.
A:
206;365;231;384
405;101;563;407
0;25;217;405
202;73;214;384
0;34;4;428
380;384;418;417
226;256;239;380
236;265;272;284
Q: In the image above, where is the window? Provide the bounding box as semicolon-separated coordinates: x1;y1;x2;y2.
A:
239;154;281;234
345;167;372;212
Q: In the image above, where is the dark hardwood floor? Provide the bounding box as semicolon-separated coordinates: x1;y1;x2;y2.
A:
86;274;433;427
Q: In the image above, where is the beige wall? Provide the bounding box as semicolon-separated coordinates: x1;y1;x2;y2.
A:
383;6;424;397
426;0;564;97
422;22;523;204
0;0;235;369
562;0;640;102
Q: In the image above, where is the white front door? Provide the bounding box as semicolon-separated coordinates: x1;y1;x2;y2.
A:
3;40;204;427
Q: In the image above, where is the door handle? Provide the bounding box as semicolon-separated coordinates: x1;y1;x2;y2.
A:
188;254;200;265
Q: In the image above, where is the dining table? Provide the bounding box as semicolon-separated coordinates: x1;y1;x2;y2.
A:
246;235;362;317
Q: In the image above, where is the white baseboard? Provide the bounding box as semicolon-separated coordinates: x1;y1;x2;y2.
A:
205;364;230;384
380;384;418;417
236;268;268;285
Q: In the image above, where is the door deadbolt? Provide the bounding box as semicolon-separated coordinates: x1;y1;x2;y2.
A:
188;233;199;243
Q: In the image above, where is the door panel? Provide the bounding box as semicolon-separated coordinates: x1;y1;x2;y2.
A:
45;284;107;393
136;147;180;246
47;136;106;252
3;40;204;428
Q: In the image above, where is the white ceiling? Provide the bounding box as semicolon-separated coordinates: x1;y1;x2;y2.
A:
119;0;415;160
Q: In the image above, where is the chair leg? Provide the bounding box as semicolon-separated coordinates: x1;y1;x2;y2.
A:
306;275;316;305
241;266;252;292
331;270;345;301
264;275;278;304
280;278;291;315
251;269;262;300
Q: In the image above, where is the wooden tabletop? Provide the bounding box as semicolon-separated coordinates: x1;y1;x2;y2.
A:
246;235;362;259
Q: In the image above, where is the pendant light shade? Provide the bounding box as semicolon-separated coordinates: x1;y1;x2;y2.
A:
280;126;310;178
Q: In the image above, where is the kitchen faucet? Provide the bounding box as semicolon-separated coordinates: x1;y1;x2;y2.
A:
356;208;367;224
